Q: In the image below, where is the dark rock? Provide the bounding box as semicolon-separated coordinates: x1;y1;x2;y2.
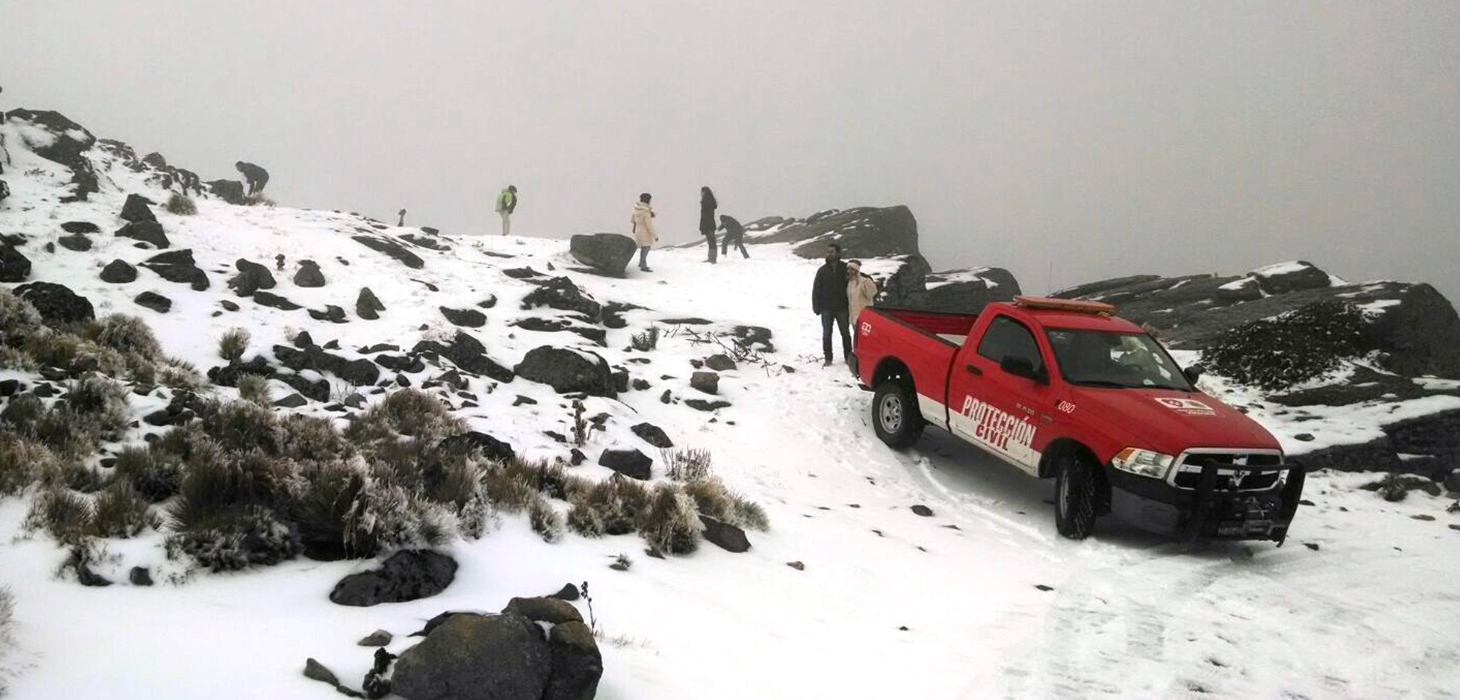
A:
411;332;515;383
732;325;776;353
685;399;731;411
273;393;307;408
569;448;586;466
115;220;170;248
307;305;349;323
503;596;583;625
352;235;425;269
631;378;650;391
14;281;94;325
228;258;276;296
357;287;385;320
911;504;934;517
128;566;154;586
141;249;210;290
514;346;616;397
906;266;1023;313
0;244;32;282
0;380;20;397
293;260;326;287
503;267;541;279
521;277;601;319
700;515;751;553
660;389;673;404
440;306;487;328
1251;261;1332;295
546;621;603;700
207;179;247;205
120;193;158;223
358;630;393;647
631;422;673;448
329;550;458;607
661;317;712;325
1359;474;1442;502
549;583;581;601
57;233;92;252
303;658;341;688
97;259;138;284
690;371;720;395
748;206;919;258
61;221;100;234
253;291;302;311
392;613;551;700
512;395;538;407
705;354;737;372
438;431;517;463
134;291;172;313
569;233;638;276
598;448;652;480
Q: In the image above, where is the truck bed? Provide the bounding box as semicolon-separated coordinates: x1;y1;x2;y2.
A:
855;308;979;431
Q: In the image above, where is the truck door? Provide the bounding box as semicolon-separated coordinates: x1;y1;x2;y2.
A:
947;313;1053;475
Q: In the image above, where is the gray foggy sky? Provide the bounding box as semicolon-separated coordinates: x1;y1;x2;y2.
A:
4;1;1458;302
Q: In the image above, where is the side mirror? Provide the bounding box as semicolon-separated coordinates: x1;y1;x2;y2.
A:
1183;365;1204;385
1000;356;1047;384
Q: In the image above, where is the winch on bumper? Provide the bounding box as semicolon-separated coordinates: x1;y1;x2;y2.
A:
1107;453;1306;543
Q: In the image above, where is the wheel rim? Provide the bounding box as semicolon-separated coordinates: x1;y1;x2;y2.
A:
879;393;903;433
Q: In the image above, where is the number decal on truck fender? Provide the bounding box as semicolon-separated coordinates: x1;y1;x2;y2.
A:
1057;400;1077;414
861;321;872;336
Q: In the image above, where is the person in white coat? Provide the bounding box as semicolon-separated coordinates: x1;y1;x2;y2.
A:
846;260;878;347
631;192;658;272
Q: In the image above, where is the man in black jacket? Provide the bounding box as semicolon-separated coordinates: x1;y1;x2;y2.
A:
719;214;749;259
812;243;852;366
235;161;269;196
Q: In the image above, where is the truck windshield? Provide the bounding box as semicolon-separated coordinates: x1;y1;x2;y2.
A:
1045;329;1193;391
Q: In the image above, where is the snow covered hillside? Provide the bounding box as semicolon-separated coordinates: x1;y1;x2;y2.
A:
2;110;1459;700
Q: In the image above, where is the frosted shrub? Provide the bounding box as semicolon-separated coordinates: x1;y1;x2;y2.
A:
93;314;162;360
663;448;713;482
682;478;769;531
568;475;649;537
115;445;181;502
0;438;53;497
23;487;93;546
346;389;462;443
638;484;700;555
278;414;350;463
216;328;250;362
237;375;271;407
91;481;156;538
0;289;40;345
165;192;197;215
203;401;280;455
529;495;564;543
165;506;302;572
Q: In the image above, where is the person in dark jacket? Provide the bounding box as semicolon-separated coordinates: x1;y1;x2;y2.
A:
235;161;270;196
811;243;852;366
700;186;718;263
719;214;749;259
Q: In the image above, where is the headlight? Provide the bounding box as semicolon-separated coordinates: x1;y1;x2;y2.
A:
1112;448;1175;479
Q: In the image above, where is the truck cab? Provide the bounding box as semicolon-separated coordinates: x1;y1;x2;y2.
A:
853;297;1304;542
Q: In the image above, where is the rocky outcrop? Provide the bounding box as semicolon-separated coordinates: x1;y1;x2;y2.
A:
1055;262;1460;379
905;266;1022;313
411;331;515;383
115;220;170;248
514;346;616;397
521;277;601;320
744;206;919;259
329;550;458;607
120;194;158;223
0;243;31;282
140;249;210;291
14;282;94;325
570;233;638;276
207;179;247;205
352;234;425;269
6;109;99;202
357;287;385;320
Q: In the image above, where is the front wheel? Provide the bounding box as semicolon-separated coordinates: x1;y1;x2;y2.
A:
1055;452;1098;540
872;379;924;449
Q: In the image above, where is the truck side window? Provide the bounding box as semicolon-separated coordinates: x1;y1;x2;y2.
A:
977;316;1045;375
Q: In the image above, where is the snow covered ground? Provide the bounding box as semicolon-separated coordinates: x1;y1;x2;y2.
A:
2;119;1459;699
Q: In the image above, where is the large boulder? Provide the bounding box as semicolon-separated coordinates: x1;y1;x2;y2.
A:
598;448;652;480
56;233;92;252
329;550;458;607
0;244;31;282
521;277;601;320
207;179;247;205
99;259;138;284
293;260;326;288
411;331;515;383
440;306;487;328
1250;261;1333;295
115;220;170;248
905;266;1022;313
227;258;276;296
569;233;638;276
5;110;99;202
140;249;210;290
861;254;931;307
744;206;920;259
630;422;673;448
14;282;94;325
119;193;158;223
514;346;616;397
357;287;386;320
392;612;552;700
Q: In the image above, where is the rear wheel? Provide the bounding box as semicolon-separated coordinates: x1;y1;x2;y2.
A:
1055;452;1098;539
872;379;923;449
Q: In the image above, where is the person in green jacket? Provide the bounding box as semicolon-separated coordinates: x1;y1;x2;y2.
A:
495;185;518;235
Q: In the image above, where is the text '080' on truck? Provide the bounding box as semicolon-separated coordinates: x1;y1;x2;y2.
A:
854;296;1305;543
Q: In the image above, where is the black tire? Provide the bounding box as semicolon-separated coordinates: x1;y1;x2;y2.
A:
872;379;923;449
1055;452;1098;540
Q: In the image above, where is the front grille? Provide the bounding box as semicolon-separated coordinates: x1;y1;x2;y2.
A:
1171;452;1284;492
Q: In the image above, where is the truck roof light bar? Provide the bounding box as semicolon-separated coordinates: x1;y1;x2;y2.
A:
1012;295;1116;315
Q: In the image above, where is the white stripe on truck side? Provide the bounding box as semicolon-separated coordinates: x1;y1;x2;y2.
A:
917;393;949;430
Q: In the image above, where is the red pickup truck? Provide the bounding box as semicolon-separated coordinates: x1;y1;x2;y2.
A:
853;296;1305;542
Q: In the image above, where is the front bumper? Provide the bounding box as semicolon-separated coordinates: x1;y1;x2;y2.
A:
1108;461;1306;543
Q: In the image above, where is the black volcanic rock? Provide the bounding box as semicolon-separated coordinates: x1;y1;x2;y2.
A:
514;346;616;397
120;193;158;223
14;282;94;325
100;259;138;284
352;235;424;269
141;249;210;290
115;220;170;248
570;233;638;276
134;291;172;313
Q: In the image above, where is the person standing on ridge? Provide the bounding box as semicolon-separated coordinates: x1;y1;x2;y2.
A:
631;192;658;272
700;186;718;263
495;185;518;235
235;161;269;196
846;260;878;350
719;214;749;259
811;243;852;367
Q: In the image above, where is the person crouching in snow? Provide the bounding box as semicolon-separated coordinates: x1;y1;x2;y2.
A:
719;214;749;259
846;260;878;348
631;193;658;272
